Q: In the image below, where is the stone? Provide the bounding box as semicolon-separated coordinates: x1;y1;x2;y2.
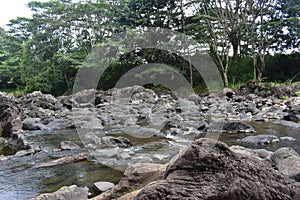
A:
238;134;280;145
0;93;23;137
22;117;44;130
230;145;273;160
100;136;132;148
15;149;34;157
31;185;88;200
222;121;255;133
92;163;166;200
59;141;81;150
135;138;300;200
271;147;300;182
280;137;297;142
93;182;115;194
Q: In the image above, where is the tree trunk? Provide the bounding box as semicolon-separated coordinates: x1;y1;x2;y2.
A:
223;71;229;87
253;55;257;80
232;39;239;58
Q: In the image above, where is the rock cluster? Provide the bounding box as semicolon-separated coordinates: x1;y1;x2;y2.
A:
134;138;300;200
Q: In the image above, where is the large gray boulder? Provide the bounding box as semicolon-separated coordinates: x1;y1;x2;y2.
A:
92;163;166;200
271;147;300;182
136;138;300;200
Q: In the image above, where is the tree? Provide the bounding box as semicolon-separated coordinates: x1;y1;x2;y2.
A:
0;28;24;90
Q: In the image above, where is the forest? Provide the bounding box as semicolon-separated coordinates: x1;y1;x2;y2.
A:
0;0;299;96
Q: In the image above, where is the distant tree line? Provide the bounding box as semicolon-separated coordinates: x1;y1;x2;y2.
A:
0;0;299;96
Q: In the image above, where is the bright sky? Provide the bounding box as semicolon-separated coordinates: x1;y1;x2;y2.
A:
0;0;42;29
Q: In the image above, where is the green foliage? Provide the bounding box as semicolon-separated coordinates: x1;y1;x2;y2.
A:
228;57;253;85
264;53;300;83
0;0;299;95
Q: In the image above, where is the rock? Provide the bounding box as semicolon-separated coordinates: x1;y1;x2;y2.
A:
31;185;88;200
0;155;8;161
238;134;280;145
21;91;63;111
280;137;297;142
230;145;273;160
92;163;166;200
117;190;141;200
219;87;235;98
0;93;26;152
15;149;35;157
222;121;255;133
100;136;132;148
271;147;300;181
93;182;115;194
135;138;300;200
22;117;44;130
59;141;81;150
0;93;23;137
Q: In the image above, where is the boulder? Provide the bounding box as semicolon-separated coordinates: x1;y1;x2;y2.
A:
20;91;63;111
0;93;26;152
31;185;88;200
0;93;22;137
59;141;81;150
135;138;300;200
271;147;300;182
100;136;132;148
222;121;255;133
93;182;115;194
92;163;166;200
230;145;273;160
238;134;279;145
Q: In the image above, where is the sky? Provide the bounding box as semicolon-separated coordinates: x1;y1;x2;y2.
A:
0;0;41;29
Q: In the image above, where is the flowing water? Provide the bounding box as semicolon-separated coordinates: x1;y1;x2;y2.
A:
0;123;299;200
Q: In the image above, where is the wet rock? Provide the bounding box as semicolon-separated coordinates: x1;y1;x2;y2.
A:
22;117;44;130
92;163;166;200
59;141;81;150
280;136;297;142
222;121;255;133
271;147;300;182
100;136;132;148
230;145;273;160
93;182;115;194
135;138;300;200
238;134;280;145
31;185;88;200
15;149;35;157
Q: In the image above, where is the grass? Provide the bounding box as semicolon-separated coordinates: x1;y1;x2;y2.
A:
297;90;300;97
228;81;245;90
0;87;25;96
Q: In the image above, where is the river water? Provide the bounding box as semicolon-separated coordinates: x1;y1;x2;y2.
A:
0;123;299;200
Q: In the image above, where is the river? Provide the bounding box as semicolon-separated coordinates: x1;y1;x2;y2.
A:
0;122;299;199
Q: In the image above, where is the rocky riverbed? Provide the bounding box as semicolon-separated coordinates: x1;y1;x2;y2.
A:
0;81;299;199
